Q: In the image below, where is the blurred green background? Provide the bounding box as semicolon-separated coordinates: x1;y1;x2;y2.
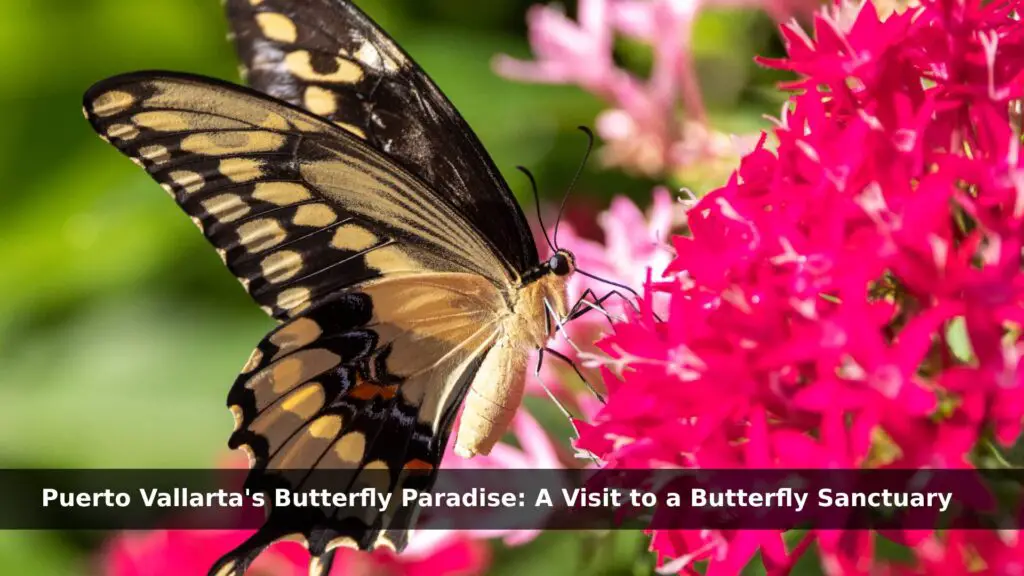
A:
0;0;790;573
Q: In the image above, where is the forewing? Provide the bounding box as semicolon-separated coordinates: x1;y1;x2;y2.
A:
224;0;539;276
212;273;503;575
82;72;510;320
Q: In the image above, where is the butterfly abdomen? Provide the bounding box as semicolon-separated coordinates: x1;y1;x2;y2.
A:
454;273;570;458
455;342;528;458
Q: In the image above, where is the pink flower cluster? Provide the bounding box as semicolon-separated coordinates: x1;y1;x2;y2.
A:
102;529;489;576
495;0;816;177
575;0;1024;572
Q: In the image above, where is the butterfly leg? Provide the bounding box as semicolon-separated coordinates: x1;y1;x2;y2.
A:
542;346;606;404
534;348;578;421
567;288;637;323
535;348;603;466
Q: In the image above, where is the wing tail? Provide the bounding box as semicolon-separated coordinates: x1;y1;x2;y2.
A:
207;528;275;576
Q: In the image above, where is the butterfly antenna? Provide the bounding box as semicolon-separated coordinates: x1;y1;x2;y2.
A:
552;126;595;249
575;268;642;306
517;166;557;253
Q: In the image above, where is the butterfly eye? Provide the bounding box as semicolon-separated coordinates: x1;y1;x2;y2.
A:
548;251;573;276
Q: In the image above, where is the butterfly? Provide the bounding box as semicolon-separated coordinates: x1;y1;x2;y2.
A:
81;1;624;574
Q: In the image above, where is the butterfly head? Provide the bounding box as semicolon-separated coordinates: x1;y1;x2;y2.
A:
547;249;575;277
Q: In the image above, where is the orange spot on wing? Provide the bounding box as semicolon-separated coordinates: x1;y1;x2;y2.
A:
403;459;434;471
350;382;399;400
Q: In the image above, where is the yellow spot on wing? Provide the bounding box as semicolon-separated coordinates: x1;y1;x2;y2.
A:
334;432;366;464
304;86;337;117
138;145;170;164
169;170;204;194
255;12;298;43
280;382;324;415
219;157;263;183
237;218;287;253
246;349;340;409
251;383;326;457
269;412;338;468
241;347;263;373
229;405;244;432
285;50;364;84
293;203;337;227
92;90;134;117
269;317;322;359
259;112;290;131
365;245;419;274
107;123;139;141
330;224;377;251
132;111;190;132
308;414;343;439
202;194;251;223
260;250;304;283
180;131;286;156
253;182;312;206
277;287;311;315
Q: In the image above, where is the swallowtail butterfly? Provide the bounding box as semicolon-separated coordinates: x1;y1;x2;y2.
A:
82;1;607;574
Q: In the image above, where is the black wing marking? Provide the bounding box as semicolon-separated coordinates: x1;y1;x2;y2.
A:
224;0;539;276
82;72;511;320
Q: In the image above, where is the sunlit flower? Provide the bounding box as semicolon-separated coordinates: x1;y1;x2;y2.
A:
495;0;817;177
444;408;566;546
574;0;1024;572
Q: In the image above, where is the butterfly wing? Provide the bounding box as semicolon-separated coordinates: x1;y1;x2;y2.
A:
224;0;539;278
82;73;513;573
83;72;509;319
215;275;502;575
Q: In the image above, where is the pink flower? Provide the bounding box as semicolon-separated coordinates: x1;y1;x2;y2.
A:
495;0;816;176
102;530;489;576
493;0;619;92
573;0;1024;572
103;531;307;576
443;408;567;547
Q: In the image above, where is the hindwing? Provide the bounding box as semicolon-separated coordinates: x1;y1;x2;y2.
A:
224;0;539;276
214;274;502;575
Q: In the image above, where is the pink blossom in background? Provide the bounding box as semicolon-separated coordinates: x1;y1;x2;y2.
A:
494;0;817;176
442;408;566;546
103;531;307;576
573;0;1024;573
103;529;489;576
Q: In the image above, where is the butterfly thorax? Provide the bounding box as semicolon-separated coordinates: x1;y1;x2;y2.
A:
504;249;575;350
455;250;574;459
